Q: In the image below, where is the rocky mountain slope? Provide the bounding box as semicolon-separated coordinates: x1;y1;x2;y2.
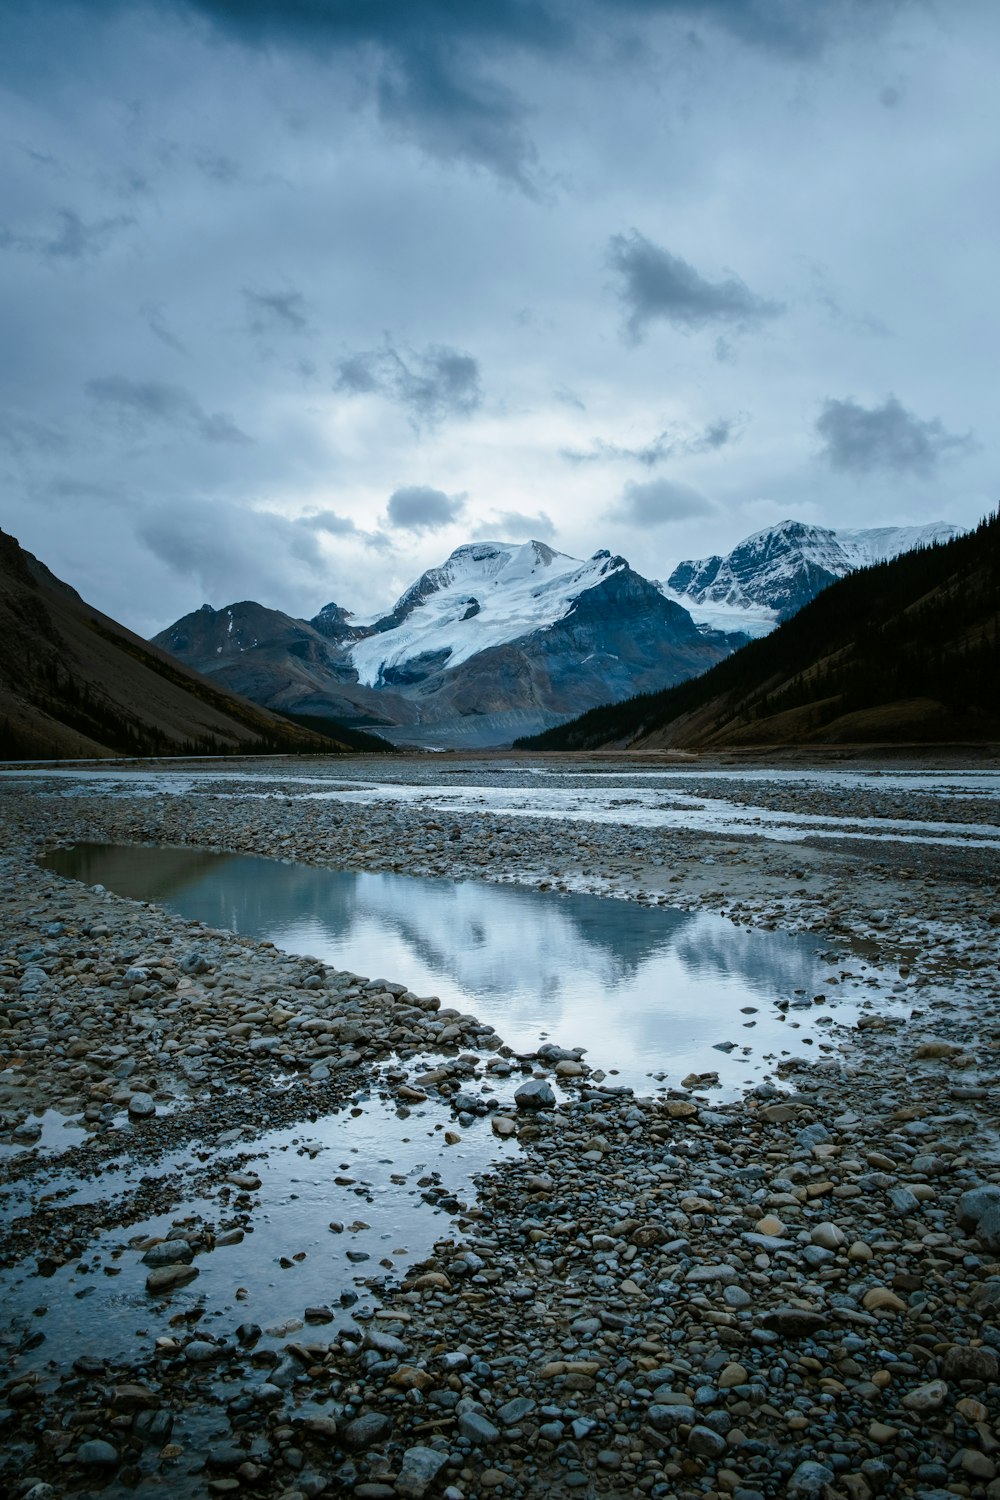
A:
662;519;961;637
0;530;382;760
156;541;743;748
519;512;1000;750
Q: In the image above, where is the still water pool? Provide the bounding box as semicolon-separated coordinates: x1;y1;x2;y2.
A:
41;843;906;1093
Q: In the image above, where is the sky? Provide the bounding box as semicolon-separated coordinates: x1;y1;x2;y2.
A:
1;0;997;636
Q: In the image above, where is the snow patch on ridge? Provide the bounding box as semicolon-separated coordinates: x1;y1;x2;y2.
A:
348;540;625;687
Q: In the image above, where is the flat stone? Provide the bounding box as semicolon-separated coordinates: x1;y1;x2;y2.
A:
146;1263;199;1294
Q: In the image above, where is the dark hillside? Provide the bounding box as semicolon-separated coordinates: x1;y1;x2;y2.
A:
516;512;1000;751
0;529;386;760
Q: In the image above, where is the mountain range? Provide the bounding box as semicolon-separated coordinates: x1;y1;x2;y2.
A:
661;519;961;637
154;540;743;748
519;512;1000;751
0;530;388;760
154;521;958;748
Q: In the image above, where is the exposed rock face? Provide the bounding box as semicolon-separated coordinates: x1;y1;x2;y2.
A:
663;519;961;636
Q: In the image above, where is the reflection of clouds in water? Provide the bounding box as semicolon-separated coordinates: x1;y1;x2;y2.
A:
41;843;848;1090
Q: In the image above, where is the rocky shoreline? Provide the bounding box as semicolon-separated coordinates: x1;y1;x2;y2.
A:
2;757;999;1500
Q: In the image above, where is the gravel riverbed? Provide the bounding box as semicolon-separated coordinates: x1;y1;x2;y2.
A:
1;755;999;1500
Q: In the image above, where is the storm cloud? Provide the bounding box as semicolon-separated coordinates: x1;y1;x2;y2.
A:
386;485;466;532
609;232;784;342
336;342;482;426
816;395;974;476
0;0;991;635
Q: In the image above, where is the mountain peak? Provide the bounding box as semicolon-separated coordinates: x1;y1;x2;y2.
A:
663;518;963;635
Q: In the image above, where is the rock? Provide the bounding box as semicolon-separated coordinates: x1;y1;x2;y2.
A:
514;1080;555;1110
788;1460;835;1497
146;1263;199;1294
341;1412;392;1452
759;1307;827;1337
110;1383;157;1412
688;1425;727;1458
811;1222;846;1251
497;1396;535;1426
127;1091;155;1119
76;1439;119;1467
718;1363;749;1388
458;1410;500;1445
941;1345;999;1383
957;1184;1000;1234
862;1287;907;1314
901;1379;948;1413
395;1446;450;1499
887;1186;920;1216
492;1116;518;1137
142;1239;194;1267
185;1340;219;1362
647;1404;697;1431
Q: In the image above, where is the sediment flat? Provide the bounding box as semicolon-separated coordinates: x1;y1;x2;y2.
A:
2;756;998;1500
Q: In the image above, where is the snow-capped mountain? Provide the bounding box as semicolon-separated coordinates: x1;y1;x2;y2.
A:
343;540;641;686
662;520;961;637
155;540;742;748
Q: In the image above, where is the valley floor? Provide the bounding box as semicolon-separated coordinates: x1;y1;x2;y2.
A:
1;755;999;1500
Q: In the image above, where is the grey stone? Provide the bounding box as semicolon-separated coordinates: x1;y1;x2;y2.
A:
341;1412;392;1452
76;1439;119;1467
788;1460;835;1497
127;1091;156;1118
941;1344;999;1382
688;1425;727;1458
394;1445;449;1499
514;1079;555;1110
458;1410;500;1444
647;1403;696;1431
957;1184;1000;1233
142;1239;193;1267
146;1263;199;1294
497;1396;535;1426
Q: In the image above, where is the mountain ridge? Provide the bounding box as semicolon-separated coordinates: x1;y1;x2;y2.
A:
154;539;742;748
516;513;1000;752
662;519;961;637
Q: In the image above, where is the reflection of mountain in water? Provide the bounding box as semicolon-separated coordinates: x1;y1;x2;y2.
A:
42;843;823;1014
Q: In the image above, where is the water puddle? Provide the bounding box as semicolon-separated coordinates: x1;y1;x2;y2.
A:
0;1082;510;1376
40;842;909;1094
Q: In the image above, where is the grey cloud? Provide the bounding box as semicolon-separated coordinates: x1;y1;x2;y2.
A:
488;508;557;540
244;287;309;333
611;476;715;525
0;207;134;262
608;230;784;341
147;1;903;188
143;304;188;355
86;376;251;445
336;341;482;425
137;499;329;607
816;394;975;476
298;510;393;550
386;485;466;532
564;417;739;466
